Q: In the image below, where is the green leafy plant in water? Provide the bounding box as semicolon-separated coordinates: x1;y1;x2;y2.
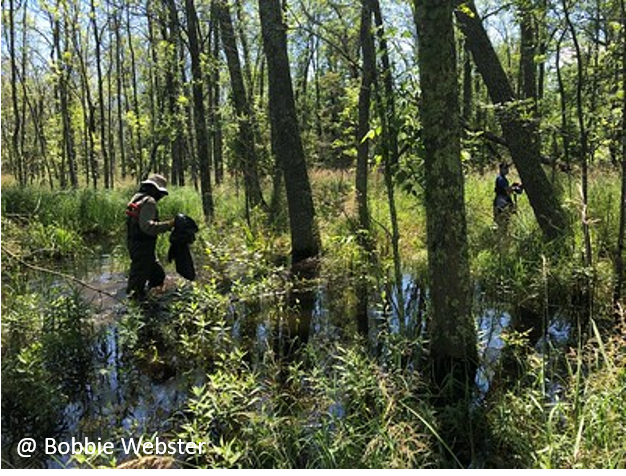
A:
1;289;95;467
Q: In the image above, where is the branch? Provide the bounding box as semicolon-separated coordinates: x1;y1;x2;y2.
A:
462;120;508;147
2;246;125;304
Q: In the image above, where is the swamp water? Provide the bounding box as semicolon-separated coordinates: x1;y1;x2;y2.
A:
1;252;571;468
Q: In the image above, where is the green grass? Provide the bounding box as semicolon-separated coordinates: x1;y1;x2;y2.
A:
485;323;626;468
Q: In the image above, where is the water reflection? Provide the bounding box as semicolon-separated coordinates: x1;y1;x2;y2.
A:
475;309;511;401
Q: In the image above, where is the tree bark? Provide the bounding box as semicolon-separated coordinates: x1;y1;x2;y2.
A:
455;0;568;241
415;0;477;391
258;0;320;264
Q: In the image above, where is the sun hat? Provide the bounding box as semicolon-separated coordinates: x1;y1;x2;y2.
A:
141;173;168;195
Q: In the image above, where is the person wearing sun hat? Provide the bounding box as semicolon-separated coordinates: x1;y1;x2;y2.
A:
125;173;176;300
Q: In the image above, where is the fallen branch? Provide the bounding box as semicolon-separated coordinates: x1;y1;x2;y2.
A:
1;245;125;304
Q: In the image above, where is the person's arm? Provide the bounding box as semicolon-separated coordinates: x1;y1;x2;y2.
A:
138;197;174;236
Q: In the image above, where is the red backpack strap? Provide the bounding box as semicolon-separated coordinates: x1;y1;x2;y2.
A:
125;194;147;218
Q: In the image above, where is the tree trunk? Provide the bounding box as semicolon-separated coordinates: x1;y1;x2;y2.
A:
367;0;405;327
8;0;24;186
615;134;626;311
415;0;478;393
91;0;110;188
208;6;224;186
74;27;98;189
258;0;320;265
455;0;568;241
614;0;626;314
127;4;144;178
462;40;473;123
369;0;399;170
53;7;78;188
519;8;537;104
163;0;185;185
186;0;214;221
519;4;540;157
216;0;265;213
563;0;592;272
356;0;375;238
555;31;572;170
112;8;127;179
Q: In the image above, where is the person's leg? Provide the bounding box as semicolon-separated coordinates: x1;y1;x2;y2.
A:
494;206;512;236
148;259;166;290
127;257;149;300
127;243;154;300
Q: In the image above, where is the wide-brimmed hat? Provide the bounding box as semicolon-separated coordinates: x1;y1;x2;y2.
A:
141;173;169;195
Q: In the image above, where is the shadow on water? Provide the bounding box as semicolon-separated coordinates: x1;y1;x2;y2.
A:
2;251;573;468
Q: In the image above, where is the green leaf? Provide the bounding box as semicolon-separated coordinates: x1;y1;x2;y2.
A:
456;3;475;18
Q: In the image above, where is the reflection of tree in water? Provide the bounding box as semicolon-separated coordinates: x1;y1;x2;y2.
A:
273;263;317;388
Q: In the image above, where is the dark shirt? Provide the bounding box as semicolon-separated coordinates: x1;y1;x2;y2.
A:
495;174;509;197
494;174;513;210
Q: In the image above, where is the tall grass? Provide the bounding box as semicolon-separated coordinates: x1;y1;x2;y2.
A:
485;323;625;468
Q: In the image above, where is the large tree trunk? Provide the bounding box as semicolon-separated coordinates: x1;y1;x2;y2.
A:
415;0;478;391
216;0;265;213
258;0;320;265
455;0;568;241
185;0;214;221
